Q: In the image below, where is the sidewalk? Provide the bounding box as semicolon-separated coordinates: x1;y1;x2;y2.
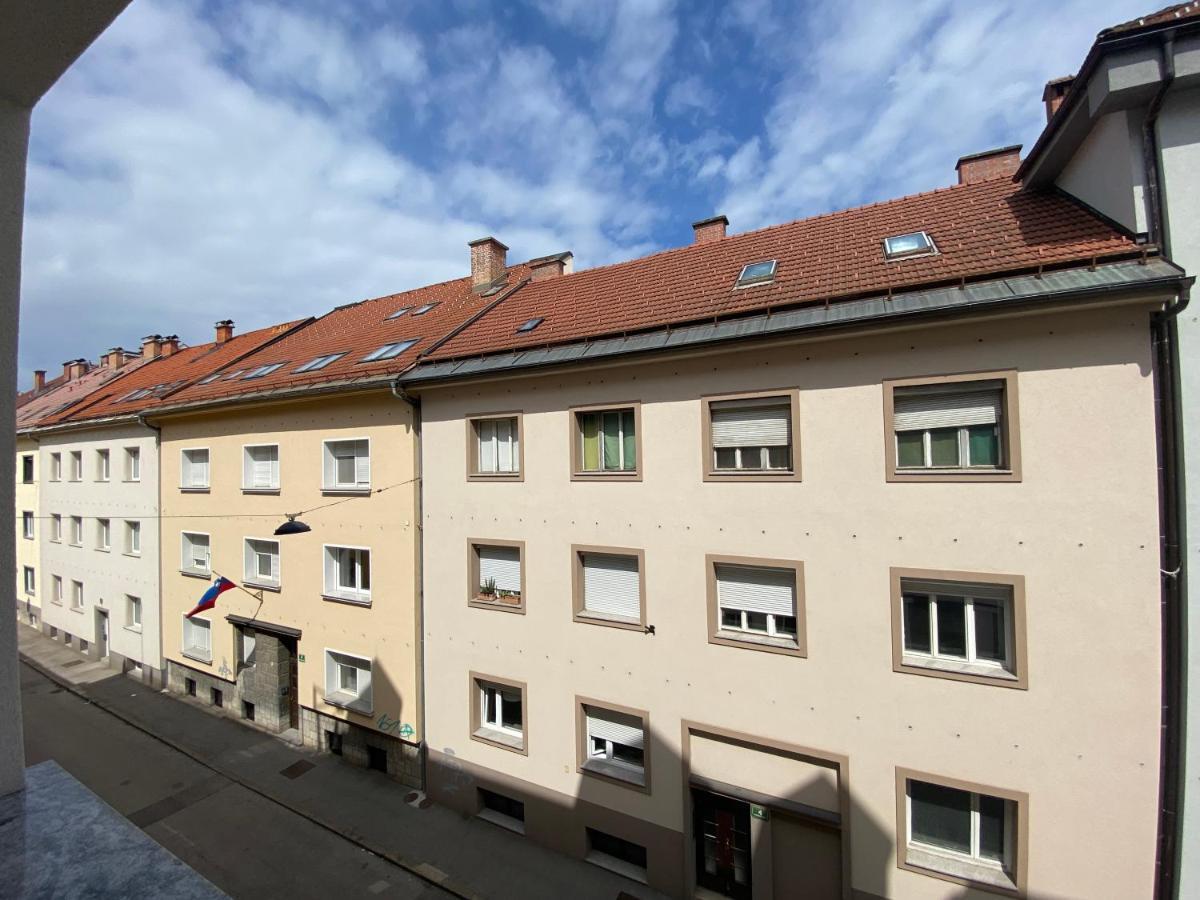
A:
16;622;664;900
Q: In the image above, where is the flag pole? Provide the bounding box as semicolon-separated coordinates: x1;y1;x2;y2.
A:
212;570;264;619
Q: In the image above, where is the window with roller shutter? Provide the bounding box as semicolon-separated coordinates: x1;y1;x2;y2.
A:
574;548;644;628
703;391;801;481
322;439;370;491
470;541;524;611
180;448;210;490
243;444;280;491
707;555;807;656
579;701;649;789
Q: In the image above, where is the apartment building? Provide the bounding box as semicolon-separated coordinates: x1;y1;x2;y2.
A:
402;154;1188;898
34;326;299;685
145;241;534;785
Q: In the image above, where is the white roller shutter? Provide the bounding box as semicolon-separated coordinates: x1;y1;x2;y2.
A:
901;579;1011;602
716;564;795;616
478;545;521;593
245;446;278;489
586;708;644;749
893;384;1002;431
711;400;790;448
354;440;371;486
582;553;640;619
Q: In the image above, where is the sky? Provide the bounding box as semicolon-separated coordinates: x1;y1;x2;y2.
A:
18;0;1146;385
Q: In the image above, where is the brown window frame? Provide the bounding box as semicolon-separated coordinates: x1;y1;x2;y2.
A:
576;696;651;794
882;370;1021;483
466;412;524;482
569;401;643;482
705;554;807;657
467;539;526;615
469;672;528;755
701;388;802;483
571;544;647;632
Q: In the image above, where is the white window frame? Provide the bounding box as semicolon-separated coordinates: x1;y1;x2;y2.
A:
70;580;84;610
181;531;211;576
243;537;281;588
323;648;373;713
96;449;110;482
323;544;371;604
182;616;212;663
22;511;34;540
884;230;937;259
49;452;61;481
480;682;523;740
905;779;1015;885
900;581;1014;675
126;447;141;482
52;575;63;605
96;518;111;551
50;514;61;542
180;448;211;490
125;520;141;556
126;595;142;630
23;566;35;595
322;438;371;491
69;451;82;481
474;416;520;475
242;443;281;491
69;516;82;547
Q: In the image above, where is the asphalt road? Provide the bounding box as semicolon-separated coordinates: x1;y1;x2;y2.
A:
20;662;450;900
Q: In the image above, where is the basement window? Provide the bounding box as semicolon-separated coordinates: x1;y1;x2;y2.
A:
884;231;936;260
386;307;412;319
517;317;544;333
361;340;417;362
735;260;777;287
411;303;438;316
243;362;286;380
295;352;346;373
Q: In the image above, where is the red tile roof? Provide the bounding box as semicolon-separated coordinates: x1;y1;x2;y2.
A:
43;321;306;426
16;361;150;430
1102;2;1200;34
425;177;1140;362
153;264;531;409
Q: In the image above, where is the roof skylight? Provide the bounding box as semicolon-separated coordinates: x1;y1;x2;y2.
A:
516;317;544;333
361;339;418;362
120;388;151;402
411;303;438;316
295;352;346;373
223;369;246;380
883;231;936;259
386;307;411;320
197;373;222;385
243;362;286;380
735;260;777;287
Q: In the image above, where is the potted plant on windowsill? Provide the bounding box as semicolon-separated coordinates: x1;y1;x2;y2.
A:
476;577;521;606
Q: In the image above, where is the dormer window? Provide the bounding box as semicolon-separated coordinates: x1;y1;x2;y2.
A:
735;260;776;288
884;231;936;260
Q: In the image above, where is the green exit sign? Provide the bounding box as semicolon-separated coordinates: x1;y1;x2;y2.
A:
750;804;769;821
298;654;306;662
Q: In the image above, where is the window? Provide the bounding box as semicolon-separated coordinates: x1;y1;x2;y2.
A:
884;230;936;259
243;444;280;491
196;373;221;385
222;370;245;380
125;447;141;481
885;373;1019;481
361;340;417;362
244;538;280;587
579;702;648;789
126;595;141;629
22;511;33;540
586;828;648;883
411;303;437;315
21;454;33;483
69;516;82;547
470;416;521;478
470;542;524;612
709;557;806;656
23;567;35;595
242;362;286;379
471;674;526;753
52;576;63;605
295;352;346;372
125;521;141;555
182;617;211;662
71;580;83;610
69;451;82;481
181;448;210;489
49;452;61;481
516;317;543;333
96;518;111;551
322;439;370;491
477;788;525;834
893;570;1025;688
704;392;800;480
898;771;1023;893
735;259;776;287
96;449;110;481
324;650;373;712
572;405;640;477
211;688;224;708
51;514;62;542
181;532;211;576
237;628;256;668
386;307;411;319
323;545;371;604
574;548;645;629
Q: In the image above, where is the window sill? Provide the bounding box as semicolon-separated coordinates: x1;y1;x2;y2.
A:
585;851;648;885
704;468;800;484
241;488;280;495
469;595;525;614
476;808;526;835
244;581;281;593
571;470;641;483
467;471;522;482
575;610;644;632
888;468;1018;484
50;600;62;607
124;625;142;634
180;569;212;580
321;487;371;496
181;649;212;665
68;606;84;615
712;629;803;657
472;727;526;754
321;593;371;608
123;552;141;559
49;539;61;544
68;543;82;549
22;535;34;541
121;479;141;484
96;548;110;554
581;758;647;790
904;845;1016;894
897;655;1022;688
179;487;211;493
323;691;371;715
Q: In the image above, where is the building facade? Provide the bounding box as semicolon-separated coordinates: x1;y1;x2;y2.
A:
15;435;39;627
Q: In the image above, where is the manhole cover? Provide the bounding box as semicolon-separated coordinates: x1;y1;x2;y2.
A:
279;760;315;779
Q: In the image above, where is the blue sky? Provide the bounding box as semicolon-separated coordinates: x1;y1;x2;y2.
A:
18;0;1144;384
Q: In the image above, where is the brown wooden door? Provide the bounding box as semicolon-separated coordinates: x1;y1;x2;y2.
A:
693;789;752;899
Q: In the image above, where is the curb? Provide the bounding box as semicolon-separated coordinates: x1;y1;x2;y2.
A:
19;652;482;900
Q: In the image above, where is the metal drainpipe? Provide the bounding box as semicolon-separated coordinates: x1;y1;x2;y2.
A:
391;379;426;788
1142;35;1175;247
136;413;163;688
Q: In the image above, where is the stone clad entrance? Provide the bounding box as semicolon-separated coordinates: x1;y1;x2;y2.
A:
229;617;300;734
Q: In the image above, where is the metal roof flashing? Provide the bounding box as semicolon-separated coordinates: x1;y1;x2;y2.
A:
400;258;1185;386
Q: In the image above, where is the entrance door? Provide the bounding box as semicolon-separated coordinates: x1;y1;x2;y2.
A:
95;609;109;659
282;637;299;729
693;789;752;899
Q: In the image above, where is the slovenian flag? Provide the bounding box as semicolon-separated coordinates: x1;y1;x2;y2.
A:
186;576;236;619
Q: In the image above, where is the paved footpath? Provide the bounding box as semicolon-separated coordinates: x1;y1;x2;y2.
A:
18;623;663;900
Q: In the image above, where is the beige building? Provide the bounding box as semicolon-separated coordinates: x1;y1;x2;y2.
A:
404;158;1188;898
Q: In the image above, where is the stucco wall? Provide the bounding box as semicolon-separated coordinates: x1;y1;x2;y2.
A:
1056;108;1148;235
38;424;161;673
157;392;422;745
419;302;1163;899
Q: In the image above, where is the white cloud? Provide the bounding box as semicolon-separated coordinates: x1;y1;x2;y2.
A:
664;75;716;118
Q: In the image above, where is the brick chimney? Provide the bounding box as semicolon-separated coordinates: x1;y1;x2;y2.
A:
955;145;1022;185
215;320;234;343
529;252;574;282
62;359;88;380
1042;75;1074;122
469;236;508;289
692;215;728;244
160;335;180;357
33;370;45;391
141;334;163;359
103;347;128;369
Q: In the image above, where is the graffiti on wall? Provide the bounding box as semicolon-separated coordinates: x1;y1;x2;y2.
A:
377;712;415;739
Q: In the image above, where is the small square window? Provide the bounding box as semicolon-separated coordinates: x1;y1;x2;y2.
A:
705;392;800;481
586;828;648;883
574;548;645;629
324;650;373;712
579;701;648;789
181;532;211;576
323;439;370;491
367;746;388;772
326;730;343;755
243;444;280;491
244;538;280;587
470;542;524;612
735;259;776;287
572;406;639;477
478;787;526;833
471;674;526;753
242;701;255;721
183;617;212;662
470;416;521;478
181;448;210;489
324;546;371;604
884;231;936;259
709;557;806;656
